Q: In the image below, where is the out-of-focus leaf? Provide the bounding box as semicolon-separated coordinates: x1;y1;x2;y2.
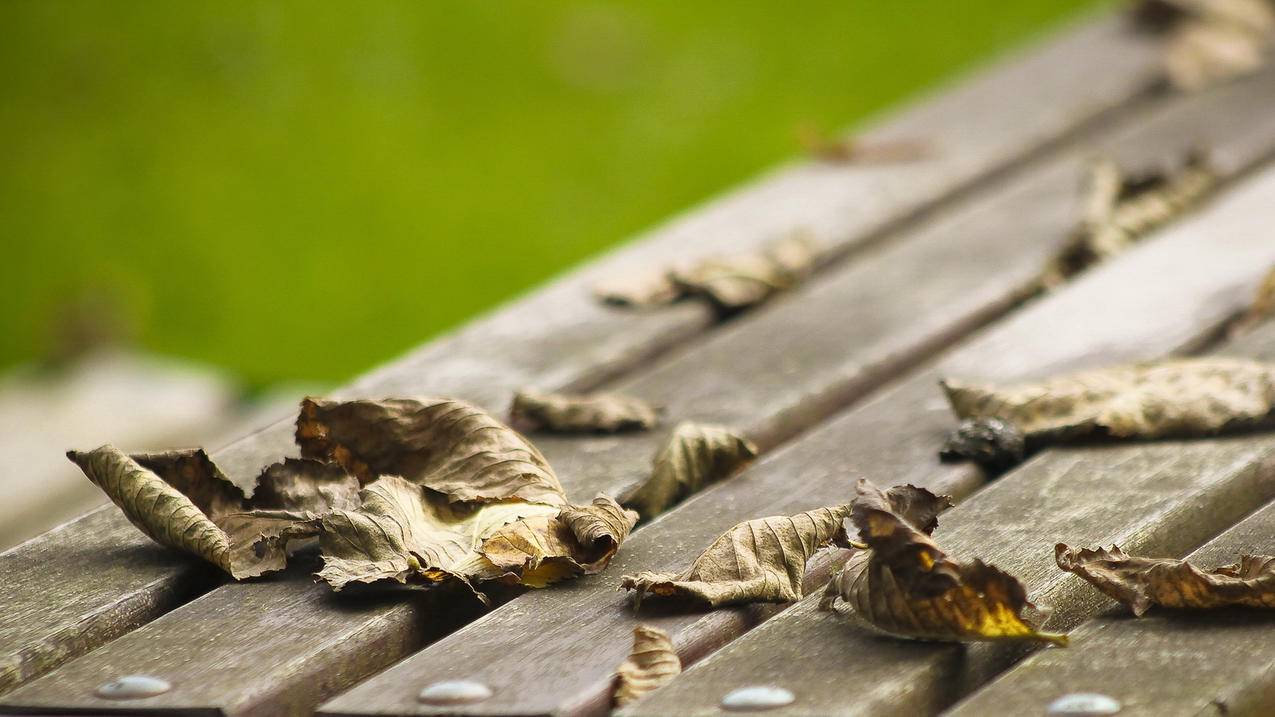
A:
296;396;566;505
822;480;1066;645
939;357;1275;467
1056;543;1275;615
613;625;681;708
1040;152;1218;287
622;422;758;520
510;389;661;434
619;504;851;608
68;445;349;579
1132;0;1274;91
1232;264;1275;337
797;124;931;164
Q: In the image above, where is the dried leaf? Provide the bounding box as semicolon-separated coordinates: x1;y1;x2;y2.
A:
613;625;681;708
1231;264;1275;336
939;357;1275;466
297;396;566;505
797;124;931;164
477;495;639;587
509;389;661;434
594;269;681;308
622;422;758;520
1056;543;1275;615
821;480;1066;645
67;445;347;579
619;504;852;608
1041;152;1218;287
1132;0;1274;90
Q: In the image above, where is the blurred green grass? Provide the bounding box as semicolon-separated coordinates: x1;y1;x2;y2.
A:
0;0;1101;387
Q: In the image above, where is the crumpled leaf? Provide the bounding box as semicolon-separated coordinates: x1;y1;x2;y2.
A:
1135;0;1275;91
613;625;682;708
797;124;931;164
509;389;661;434
622;422;758;520
1040;152;1218;287
297;396;566;505
619;504;852;608
68;445;355;579
821;480;1066;645
595;233;822;313
477;495;639;587
1231;264;1275;336
1056;543;1275;616
939;357;1275;467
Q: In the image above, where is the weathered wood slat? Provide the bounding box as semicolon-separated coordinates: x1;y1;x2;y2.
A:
618;283;1275;715
948;471;1275;716
0;12;1164;697
310;161;1275;715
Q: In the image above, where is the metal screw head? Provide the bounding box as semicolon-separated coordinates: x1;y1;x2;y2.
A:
94;675;172;700
1047;693;1122;716
417;680;493;705
720;685;795;711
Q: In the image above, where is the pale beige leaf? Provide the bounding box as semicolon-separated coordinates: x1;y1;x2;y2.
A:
296;396;566;505
594;270;681;308
619;504;851;608
476;495;638;587
622;422;758;520
510;390;661;434
613;625;681;708
1056;543;1275;616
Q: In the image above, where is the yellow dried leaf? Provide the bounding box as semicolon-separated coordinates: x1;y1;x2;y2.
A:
622;422;758;520
510;389;661;434
613;625;681;708
1056;543;1275;616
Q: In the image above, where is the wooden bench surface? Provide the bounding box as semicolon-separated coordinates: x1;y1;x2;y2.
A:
4;9;1275;717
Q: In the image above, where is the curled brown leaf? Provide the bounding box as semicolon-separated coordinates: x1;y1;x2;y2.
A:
619;504;851;608
510;390;661;434
1056;543;1275;616
478;495;638;587
613;625;682;708
622;421;758;520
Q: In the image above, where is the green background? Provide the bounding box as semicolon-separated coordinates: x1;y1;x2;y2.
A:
1;0;1100;388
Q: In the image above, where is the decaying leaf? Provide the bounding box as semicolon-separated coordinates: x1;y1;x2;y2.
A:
67;445;355;579
821;480;1067;645
1040;151;1219;287
1231;264;1275;336
622;422;758;520
595;233;822;313
939;357;1275;467
613;625;682;708
477;495;638;587
509;389;661;434
1056;543;1275;615
297;396;566;505
619;504;852;608
1134;0;1275;91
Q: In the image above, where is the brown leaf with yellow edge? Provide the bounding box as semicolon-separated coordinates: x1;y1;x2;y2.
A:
1040;151;1218;287
510;389;661;434
622;422;758;520
477;495;638;587
67;445;355;579
821;480;1066;645
1056;543;1275;616
613;625;681;708
296;396;566;505
939;357;1275;468
619;504;852;608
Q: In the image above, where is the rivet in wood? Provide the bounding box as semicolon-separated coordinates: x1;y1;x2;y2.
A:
94;674;171;700
417;680;493;705
720;685;795;711
1047;692;1122;715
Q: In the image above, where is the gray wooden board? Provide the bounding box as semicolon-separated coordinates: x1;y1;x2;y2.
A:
947;468;1275;717
0;11;1162;694
621;317;1275;717
0;12;1164;697
309;163;1275;715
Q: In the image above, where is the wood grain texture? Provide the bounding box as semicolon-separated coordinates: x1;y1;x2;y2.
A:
312;161;1275;716
624;321;1275;717
949;456;1275;716
0;12;1165;699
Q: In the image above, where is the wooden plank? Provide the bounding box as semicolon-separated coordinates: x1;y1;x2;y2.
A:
948;473;1275;716
622;317;1275;717
0;12;1165;697
311;165;1275;714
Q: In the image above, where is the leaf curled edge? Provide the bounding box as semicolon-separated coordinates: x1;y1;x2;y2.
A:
510;390;661;434
622;421;758;520
613;625;681;708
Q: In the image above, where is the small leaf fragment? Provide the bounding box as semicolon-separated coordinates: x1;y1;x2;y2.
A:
613;625;682;708
1056;543;1275;616
940;357;1275;466
619;504;851;608
622;422;758;520
509;389;661;434
821;480;1066;645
